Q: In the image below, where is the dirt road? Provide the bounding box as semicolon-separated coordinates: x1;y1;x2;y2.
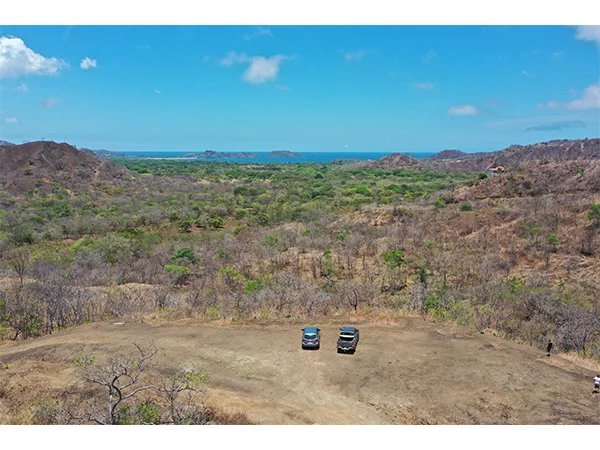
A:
1;316;599;424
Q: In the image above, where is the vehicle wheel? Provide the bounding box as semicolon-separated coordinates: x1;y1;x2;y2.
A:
316;345;320;350
337;348;341;354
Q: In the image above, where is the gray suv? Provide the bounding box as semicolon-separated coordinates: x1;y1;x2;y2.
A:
301;327;321;350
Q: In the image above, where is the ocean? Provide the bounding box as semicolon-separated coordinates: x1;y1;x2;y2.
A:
114;151;436;164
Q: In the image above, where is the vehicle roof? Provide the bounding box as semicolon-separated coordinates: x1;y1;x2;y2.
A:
303;327;319;333
340;326;358;331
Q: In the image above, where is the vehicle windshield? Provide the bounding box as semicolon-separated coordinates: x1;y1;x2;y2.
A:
303;333;317;339
339;336;354;342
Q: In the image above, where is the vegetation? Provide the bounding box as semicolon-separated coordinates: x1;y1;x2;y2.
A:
0;159;599;364
31;344;250;425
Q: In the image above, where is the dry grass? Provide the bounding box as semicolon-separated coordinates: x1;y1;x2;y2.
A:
1;317;599;424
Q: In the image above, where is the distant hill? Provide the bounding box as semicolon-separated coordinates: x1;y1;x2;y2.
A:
176;150;257;159
368;153;420;168
368;139;600;172
269;150;301;158
0;140;15;147
428;149;468;160
80;148;129;159
91;149;120;158
0;141;135;194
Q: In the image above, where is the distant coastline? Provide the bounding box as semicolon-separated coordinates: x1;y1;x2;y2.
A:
90;150;437;164
178;150;257;159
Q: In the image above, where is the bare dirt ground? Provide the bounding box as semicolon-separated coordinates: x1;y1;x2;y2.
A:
1;316;599;424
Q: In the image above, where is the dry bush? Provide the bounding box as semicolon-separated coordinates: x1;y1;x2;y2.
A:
104;287;152;320
28;344;252;425
211;410;254;425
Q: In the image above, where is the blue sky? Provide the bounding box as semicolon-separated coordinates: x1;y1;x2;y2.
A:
0;25;599;152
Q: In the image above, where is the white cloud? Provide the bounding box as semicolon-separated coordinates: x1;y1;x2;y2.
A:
40;98;58;107
16;82;28;91
575;26;600;46
521;70;535;78
0;36;66;78
4;117;18;124
565;84;600;109
220;51;250;66
447;104;480;116
422;49;437;63
412;82;435;90
342;49;368;61
243;55;287;84
244;27;272;41
220;52;288;84
544;84;600;110
80;57;97;70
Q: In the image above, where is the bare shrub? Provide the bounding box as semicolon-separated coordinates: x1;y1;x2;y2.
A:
104;287;151;320
556;307;600;354
156;368;208;424
75;343;158;425
0;283;44;340
6;247;30;287
336;279;379;312
30;399;77;425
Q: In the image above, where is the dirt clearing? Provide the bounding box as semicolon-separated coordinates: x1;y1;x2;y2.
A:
1;316;599;424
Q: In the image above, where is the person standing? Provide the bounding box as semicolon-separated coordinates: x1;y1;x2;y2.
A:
546;339;553;357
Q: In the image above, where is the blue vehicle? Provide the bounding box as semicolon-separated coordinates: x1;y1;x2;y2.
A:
301;327;321;350
337;326;360;354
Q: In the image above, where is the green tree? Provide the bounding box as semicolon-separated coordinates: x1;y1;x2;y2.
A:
546;233;560;251
382;249;406;270
172;248;196;263
165;264;191;286
136;401;161;425
321;249;335;278
207;216;224;229
434;197;446;208
98;234;134;264
218;267;246;291
177;218;193;233
588;203;600;227
243;279;263;294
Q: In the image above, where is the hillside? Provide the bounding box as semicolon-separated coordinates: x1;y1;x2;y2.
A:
368;152;420;168
0;141;135;194
368;139;600;172
428;149;470;160
0;139;599;425
456;160;600;200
